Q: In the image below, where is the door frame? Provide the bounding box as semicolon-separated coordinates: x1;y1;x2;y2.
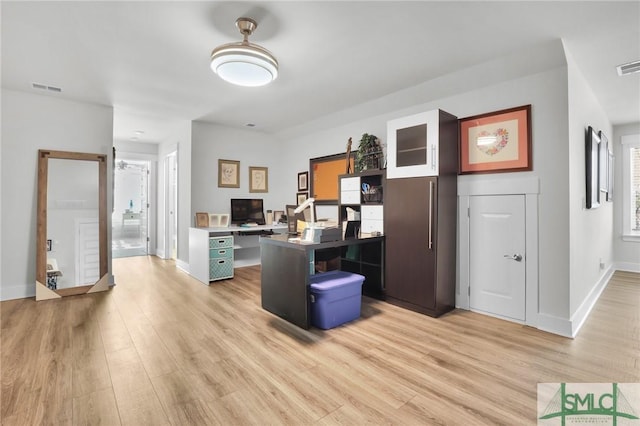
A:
112;151;157;256
163;150;178;260
458;175;539;327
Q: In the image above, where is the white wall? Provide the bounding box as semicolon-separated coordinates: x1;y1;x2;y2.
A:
191;122;285;218
565;45;615;323
613;122;640;271
0;85;3;299
454;68;571;327
1;89;113;300
114;140;159;156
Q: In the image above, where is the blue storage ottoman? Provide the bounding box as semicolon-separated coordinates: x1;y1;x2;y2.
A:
309;270;365;329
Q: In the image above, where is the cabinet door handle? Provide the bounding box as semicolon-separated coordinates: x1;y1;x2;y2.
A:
428;180;434;250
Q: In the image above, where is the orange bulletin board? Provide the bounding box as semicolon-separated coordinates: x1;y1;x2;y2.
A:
310;153;355;204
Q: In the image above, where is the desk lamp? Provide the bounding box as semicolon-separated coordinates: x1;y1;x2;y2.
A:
294;197;315;225
294;197;316;241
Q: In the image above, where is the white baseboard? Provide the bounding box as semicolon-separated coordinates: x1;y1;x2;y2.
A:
614;261;640;273
156;248;166;259
176;259;189;274
527;267;615;338
570;266;614;337
1;284;35;301
536;313;573;338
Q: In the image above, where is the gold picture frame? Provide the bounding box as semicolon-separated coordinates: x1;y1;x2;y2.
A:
218;159;240;188
195;212;209;227
249;166;268;193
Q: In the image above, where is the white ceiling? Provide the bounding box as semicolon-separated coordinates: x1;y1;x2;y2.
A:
2;1;639;144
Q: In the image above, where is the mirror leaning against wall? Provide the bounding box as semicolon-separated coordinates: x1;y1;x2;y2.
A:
36;150;109;300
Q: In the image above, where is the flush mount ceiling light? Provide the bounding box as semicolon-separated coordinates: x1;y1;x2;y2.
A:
210;17;278;87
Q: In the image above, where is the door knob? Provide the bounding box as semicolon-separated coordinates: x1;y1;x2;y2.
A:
503;254;523;262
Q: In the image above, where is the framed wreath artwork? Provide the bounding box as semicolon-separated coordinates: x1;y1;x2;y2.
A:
459;105;532;174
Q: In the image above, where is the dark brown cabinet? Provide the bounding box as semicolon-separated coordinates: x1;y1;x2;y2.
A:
384;109;458;317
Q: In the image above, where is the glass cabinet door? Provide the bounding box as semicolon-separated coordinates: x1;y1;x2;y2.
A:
386;109;439;178
396;123;427;168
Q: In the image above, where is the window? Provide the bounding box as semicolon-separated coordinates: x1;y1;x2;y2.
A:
622;134;640;241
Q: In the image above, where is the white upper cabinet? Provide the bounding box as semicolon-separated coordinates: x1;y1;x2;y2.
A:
387;110;440;178
386;109;442;179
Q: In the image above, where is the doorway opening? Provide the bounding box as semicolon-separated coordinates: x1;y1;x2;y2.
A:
112;158;150;258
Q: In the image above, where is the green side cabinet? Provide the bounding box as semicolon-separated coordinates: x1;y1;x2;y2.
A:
208;236;234;281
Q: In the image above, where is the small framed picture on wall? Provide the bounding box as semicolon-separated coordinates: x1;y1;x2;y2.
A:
297;192;308;205
297;171;308;191
249;166;268;193
218;159;240;188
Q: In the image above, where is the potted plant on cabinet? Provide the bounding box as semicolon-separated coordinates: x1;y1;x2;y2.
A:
355;133;383;172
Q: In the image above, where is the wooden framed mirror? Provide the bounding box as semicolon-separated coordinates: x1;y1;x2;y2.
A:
36;150;109;300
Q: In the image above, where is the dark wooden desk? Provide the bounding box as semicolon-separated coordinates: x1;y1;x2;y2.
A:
260;234;384;329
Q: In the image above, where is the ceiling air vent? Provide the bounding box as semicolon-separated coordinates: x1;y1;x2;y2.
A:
32;82;62;92
616;60;640;76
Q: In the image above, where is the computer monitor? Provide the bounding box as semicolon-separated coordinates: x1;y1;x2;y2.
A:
230;198;266;225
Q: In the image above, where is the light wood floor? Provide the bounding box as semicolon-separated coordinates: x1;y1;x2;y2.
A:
1;258;638;425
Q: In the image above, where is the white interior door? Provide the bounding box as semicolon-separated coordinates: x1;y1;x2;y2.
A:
469;195;526;321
